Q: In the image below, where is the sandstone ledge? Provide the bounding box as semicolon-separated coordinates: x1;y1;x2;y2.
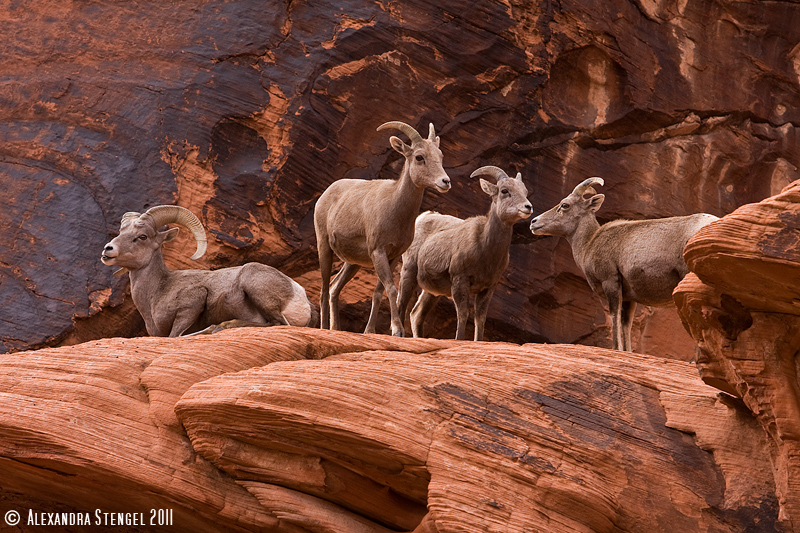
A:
0;327;785;532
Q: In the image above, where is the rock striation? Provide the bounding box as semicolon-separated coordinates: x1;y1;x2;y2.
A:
675;179;800;529
0;327;787;532
3;1;800;356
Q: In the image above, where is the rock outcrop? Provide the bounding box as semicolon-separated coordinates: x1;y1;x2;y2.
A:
0;328;787;531
3;1;800;356
675;180;800;529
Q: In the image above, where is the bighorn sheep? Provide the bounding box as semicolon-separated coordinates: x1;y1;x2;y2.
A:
314;121;451;336
529;178;718;351
101;205;317;337
397;166;532;340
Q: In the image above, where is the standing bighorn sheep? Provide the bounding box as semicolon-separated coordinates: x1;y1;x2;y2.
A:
314;121;451;336
397;166;532;341
101;205;316;337
529;178;718;351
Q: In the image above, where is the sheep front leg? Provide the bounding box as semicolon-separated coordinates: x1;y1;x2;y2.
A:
452;277;471;341
601;278;623;351
370;249;404;336
364;277;384;334
621;300;636;352
473;287;495;342
329;262;360;331
166;288;208;337
365;257;400;334
397;258;418;330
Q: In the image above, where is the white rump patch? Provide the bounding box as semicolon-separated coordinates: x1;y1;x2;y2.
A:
282;279;312;326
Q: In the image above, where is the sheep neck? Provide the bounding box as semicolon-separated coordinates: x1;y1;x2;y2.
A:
479;208;514;253
390;162;427;218
566;215;601;268
128;249;170;322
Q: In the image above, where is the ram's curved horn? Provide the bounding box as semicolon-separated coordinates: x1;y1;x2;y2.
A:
143;205;207;260
377;121;424;145
571;177;604;197
470;165;510;182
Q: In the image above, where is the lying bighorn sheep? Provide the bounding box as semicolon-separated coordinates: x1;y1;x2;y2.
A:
397;166;532;340
314;121;452;336
101;205;317;337
529;178;718;351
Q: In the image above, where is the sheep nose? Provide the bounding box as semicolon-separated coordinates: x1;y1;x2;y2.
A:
523;203;532;213
442;177;451;187
104;244;114;252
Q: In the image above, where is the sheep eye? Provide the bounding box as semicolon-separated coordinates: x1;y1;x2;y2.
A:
135;234;147;242
501;189;509;195
560;203;570;211
415;155;425;163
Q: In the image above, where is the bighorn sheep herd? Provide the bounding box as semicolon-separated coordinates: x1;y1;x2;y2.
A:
101;119;720;352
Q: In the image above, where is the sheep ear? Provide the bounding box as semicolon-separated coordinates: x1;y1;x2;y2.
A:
587;194;605;212
161;227;180;242
515;172;522;181
389;136;412;156
480;178;498;197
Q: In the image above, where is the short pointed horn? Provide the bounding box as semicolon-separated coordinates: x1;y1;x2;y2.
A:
427;122;436;141
377;121;424;145
571;177;604;197
121;212;141;226
143;205;207;260
470;165;510;181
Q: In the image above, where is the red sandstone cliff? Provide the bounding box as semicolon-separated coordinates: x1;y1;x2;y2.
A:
2;1;800;356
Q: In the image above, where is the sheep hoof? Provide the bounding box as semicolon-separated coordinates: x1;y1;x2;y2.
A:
393;331;405;338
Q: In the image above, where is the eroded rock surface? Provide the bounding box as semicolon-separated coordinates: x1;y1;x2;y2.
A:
4;1;800;356
0;327;786;532
675;180;800;529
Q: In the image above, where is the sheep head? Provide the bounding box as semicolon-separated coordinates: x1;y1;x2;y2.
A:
377;121;451;193
101;205;207;274
530;177;605;238
470;166;532;224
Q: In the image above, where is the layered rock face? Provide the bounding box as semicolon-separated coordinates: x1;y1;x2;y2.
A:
3;1;800;355
0;328;786;532
675;180;800;528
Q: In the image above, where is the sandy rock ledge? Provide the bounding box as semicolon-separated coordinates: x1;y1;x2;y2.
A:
0;327;786;532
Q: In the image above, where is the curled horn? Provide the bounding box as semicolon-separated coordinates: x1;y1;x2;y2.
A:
143;205;207;260
571;177;604;197
377;121;424;145
470;165;510;181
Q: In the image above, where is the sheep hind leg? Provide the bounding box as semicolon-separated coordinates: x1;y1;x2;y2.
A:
318;239;334;330
410;291;439;338
602;279;624;351
329;262;361;331
620;300;636;352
